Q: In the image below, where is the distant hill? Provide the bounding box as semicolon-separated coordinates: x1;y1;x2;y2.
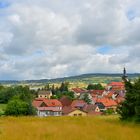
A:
0;73;140;84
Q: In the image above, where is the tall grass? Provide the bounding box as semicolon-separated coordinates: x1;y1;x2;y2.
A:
0;116;139;140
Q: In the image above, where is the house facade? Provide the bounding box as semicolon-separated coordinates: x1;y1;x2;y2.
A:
38;90;52;99
32;98;62;117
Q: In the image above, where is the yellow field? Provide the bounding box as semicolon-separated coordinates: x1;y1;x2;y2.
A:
0;116;140;140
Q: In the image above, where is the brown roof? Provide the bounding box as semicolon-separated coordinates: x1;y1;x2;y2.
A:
83;104;98;113
59;96;72;107
62;106;77;115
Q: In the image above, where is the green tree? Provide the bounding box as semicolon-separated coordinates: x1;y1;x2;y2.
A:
117;78;140;122
87;83;104;90
5;98;29;116
59;82;69;92
82;93;92;104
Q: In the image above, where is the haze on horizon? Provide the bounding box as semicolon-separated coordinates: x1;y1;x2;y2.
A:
0;0;140;80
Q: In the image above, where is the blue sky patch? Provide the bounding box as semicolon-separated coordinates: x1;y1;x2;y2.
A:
126;10;136;20
97;45;112;54
0;1;10;9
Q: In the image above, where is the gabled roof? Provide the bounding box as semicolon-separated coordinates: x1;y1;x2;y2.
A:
96;98;117;107
32;98;62;108
32;100;43;108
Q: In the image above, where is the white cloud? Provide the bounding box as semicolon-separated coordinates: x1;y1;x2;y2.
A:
0;0;140;80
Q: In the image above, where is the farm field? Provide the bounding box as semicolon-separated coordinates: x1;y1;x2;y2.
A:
0;116;139;140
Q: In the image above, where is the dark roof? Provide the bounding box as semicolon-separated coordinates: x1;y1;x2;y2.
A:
95;102;105;109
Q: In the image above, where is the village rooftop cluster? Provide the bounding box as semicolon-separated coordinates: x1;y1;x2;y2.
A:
33;81;125;117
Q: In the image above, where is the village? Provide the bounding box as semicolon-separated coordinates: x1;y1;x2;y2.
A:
33;80;126;117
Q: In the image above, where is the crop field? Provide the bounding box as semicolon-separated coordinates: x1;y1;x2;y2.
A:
0;116;139;140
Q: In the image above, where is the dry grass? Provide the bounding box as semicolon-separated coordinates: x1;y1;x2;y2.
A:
0;115;140;140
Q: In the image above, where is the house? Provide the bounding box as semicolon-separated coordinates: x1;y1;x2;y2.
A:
38;90;52;99
82;104;102;115
32;98;62;117
95;102;106;112
96;98;117;111
62;106;87;116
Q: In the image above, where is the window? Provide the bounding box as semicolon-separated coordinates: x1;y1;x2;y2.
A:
78;113;82;116
74;114;77;116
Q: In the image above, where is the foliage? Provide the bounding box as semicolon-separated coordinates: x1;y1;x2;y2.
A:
59;82;69;92
117;78;140;122
5;97;36;116
5;98;30;116
0;85;36;104
105;108;115;115
82;93;92;104
87;83;104;90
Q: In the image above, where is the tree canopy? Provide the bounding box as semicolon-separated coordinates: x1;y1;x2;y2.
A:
117;78;140;122
87;83;104;90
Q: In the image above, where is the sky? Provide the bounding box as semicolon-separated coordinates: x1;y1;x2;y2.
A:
0;0;140;80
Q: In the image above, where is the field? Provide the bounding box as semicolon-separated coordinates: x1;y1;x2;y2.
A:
0;116;139;140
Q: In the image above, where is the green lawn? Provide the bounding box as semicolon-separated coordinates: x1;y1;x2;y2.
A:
0;104;7;114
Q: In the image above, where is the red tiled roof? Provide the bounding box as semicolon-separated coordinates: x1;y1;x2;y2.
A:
32;100;43;107
96;98;117;107
105;91;115;98
32;98;62;108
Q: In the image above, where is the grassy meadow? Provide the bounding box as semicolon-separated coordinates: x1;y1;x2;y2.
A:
0;116;140;140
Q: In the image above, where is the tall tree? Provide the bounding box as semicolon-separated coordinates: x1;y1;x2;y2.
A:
117;78;140;122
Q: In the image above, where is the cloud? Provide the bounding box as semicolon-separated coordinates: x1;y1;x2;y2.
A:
0;0;140;80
